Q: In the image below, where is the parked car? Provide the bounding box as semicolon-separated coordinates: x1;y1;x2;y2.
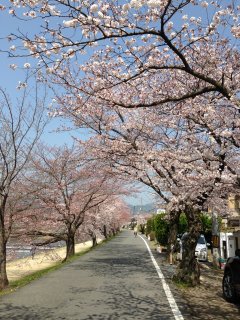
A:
177;233;209;261
195;234;209;261
222;249;240;302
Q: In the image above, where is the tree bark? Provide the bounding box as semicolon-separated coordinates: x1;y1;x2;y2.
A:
64;232;75;261
173;207;202;286
0;218;8;290
167;210;180;264
91;233;97;247
136;224;142;234
103;224;108;239
0;236;9;290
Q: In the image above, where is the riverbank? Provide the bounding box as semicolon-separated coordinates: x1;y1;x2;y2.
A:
7;240;99;281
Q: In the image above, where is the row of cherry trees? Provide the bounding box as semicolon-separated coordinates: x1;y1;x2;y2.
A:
0;87;131;290
21;144;131;261
3;0;240;286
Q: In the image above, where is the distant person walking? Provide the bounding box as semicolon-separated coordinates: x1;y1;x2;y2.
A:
134;226;138;237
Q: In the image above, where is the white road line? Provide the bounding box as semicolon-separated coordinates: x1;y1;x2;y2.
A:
139;235;184;320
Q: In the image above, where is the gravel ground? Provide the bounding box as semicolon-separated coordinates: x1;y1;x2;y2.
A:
150;242;240;320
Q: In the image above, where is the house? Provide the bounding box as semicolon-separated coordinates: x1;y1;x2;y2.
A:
219;232;234;259
222;195;240;258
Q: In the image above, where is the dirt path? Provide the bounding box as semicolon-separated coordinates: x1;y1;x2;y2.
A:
152;249;240;319
177;264;240;320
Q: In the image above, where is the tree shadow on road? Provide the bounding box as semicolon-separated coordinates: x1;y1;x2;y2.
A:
0;303;58;320
63;237;190;320
153;250;240;320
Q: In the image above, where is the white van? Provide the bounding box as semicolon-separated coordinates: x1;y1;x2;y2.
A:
177;233;208;261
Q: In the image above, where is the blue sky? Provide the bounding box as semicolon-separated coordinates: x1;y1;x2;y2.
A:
0;7;76;146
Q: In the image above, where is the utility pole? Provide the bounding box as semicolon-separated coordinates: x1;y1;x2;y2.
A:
212;211;220;268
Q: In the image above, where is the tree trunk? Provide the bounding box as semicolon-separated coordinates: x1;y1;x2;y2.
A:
64;232;75;261
139;224;145;234
103;224;108;239
91;233;97;247
173;207;202;286
167;210;180;264
0;222;8;290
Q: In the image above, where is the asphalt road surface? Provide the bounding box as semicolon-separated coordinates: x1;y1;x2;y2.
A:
0;230;187;320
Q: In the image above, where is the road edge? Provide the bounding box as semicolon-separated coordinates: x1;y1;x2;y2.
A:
139;234;184;320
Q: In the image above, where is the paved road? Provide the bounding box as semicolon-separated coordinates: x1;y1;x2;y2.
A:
0;230;187;320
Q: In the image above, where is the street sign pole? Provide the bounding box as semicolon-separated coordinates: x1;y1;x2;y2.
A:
212;212;220;268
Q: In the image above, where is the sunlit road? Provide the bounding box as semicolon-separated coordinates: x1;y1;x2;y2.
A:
0;230;187;320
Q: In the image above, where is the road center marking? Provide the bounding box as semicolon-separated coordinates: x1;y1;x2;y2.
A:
139;235;184;320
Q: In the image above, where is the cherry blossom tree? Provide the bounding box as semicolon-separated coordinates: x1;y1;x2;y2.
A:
0;86;46;290
57;96;238;284
5;1;240;109
23;144;130;261
6;1;239;210
80;197;131;247
3;0;240;285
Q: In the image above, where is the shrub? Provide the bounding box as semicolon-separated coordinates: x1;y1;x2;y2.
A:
145;217;154;236
154;213;169;246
